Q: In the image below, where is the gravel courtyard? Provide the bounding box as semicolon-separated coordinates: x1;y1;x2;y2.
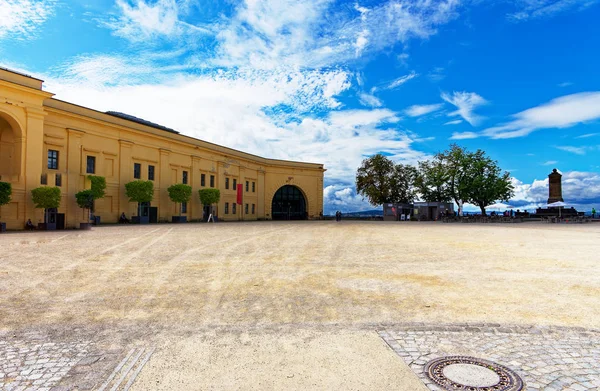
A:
1;221;599;390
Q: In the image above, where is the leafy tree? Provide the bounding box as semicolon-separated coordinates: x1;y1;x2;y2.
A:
125;180;154;217
460;149;514;215
0;182;11;221
168;184;192;216
436;144;472;215
414;159;452;203
31;187;61;224
88;175;106;200
355;154;417;205
75;189;94;222
199;188;220;214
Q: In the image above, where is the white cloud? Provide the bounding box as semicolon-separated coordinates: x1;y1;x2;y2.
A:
441;91;488;126
449;131;479;140
507;0;599;22
323;185;373;214
0;0;56;40
404;103;444;117
542;160;558;166
575;133;598;139
444;119;463;125
558;81;573;87
427;67;445;82
358;92;383;108
386;72;419;89
556;145;586;155
482;92;600;139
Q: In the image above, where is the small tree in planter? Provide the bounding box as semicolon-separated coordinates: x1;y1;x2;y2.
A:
168;184;192;223
31;186;61;230
199;188;220;222
0;181;12;233
75;189;94;230
125;180;154;224
88;175;106;225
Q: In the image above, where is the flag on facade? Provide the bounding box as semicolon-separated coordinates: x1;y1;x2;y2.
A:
237;184;243;205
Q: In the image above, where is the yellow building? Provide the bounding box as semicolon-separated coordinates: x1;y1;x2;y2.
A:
0;68;325;230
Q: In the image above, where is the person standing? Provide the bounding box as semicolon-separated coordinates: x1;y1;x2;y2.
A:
592;207;596;218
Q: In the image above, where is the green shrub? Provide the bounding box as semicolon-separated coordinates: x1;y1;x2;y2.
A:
0;181;11;221
168;184;192;216
88;175;106;200
199;188;220;206
125;180;154;203
31;187;61;210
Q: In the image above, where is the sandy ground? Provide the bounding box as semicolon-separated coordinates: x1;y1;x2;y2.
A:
1;221;599;389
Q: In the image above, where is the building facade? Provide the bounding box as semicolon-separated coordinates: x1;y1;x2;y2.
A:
0;68;325;230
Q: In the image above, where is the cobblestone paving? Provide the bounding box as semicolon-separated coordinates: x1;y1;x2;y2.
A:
379;324;600;391
0;336;93;391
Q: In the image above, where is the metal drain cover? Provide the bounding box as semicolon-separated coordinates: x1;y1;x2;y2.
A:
425;356;524;391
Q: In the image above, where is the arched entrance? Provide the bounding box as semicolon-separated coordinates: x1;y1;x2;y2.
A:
271;185;307;220
0;112;23;179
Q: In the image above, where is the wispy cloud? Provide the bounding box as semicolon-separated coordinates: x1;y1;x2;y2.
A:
404;103;444;117
441;91;488;126
449;131;479;140
386;72;419;90
427;67;445;82
575;133;598;139
482;92;600;139
542;160;558;166
358;92;383;108
0;0;56;40
558;81;573;87
444;119;463;125
556;145;586;155
507;0;599;22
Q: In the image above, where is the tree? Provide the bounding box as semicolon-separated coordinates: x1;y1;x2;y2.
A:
0;182;11;222
75;189;94;222
88;175;106;200
168;184;192;216
199;188;220;216
460;149;514;215
31;187;61;225
355;154;417;205
125;180;154;218
436;144;472;215
414;159;452;203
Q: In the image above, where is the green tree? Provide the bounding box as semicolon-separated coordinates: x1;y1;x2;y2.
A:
436;144;472;215
0;182;11;221
168;184;192;216
31;186;61;224
125;180;154;217
355;154;417;205
460;149;514;215
75;189;94;222
415;159;452;203
88;175;106;200
199;188;220;214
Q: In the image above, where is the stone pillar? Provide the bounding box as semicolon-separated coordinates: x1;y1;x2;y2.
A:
24;108;46;224
158;148;171;222
118;140;134;216
66;128;84;228
547;168;564;204
191;155;201;221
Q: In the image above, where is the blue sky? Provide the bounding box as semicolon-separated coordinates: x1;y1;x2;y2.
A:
1;0;600;213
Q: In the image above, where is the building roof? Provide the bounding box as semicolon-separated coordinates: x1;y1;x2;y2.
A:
105;111;179;134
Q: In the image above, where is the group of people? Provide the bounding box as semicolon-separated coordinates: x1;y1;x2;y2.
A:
335;211;343;222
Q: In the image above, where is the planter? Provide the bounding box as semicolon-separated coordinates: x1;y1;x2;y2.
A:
92;216;101;226
38;223;56;231
131;216;149;224
80;223;92;230
172;216;187;223
0;222;6;233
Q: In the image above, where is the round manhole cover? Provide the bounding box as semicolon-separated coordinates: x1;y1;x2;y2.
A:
425;356;524;391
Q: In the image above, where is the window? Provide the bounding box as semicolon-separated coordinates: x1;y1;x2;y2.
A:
181;202;187;214
245;203;249;214
252;182;255;192
86;156;96;174
134;163;141;179
183;171;188;184
40;173;47;185
201;173;206;186
232;203;237;214
47;150;59;170
210;175;215;187
252;204;255;214
148;165;155;181
225;202;229;214
233;179;237;189
55;173;62;187
225;177;229;190
246;181;249;192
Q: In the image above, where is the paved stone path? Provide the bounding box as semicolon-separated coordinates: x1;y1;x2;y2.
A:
379;324;600;391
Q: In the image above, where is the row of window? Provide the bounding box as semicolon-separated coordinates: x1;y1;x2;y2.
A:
225;178;256;193
224;203;255;215
40;173;61;187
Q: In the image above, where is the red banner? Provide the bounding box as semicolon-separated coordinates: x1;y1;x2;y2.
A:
237;183;243;205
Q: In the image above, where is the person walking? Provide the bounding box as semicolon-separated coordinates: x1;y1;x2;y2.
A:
592;207;596;218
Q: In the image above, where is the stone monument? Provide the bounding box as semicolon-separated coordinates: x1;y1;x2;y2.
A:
547;168;564;204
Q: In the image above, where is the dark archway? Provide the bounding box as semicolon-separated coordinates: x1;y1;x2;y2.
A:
271;185;307;220
0;112;23;179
